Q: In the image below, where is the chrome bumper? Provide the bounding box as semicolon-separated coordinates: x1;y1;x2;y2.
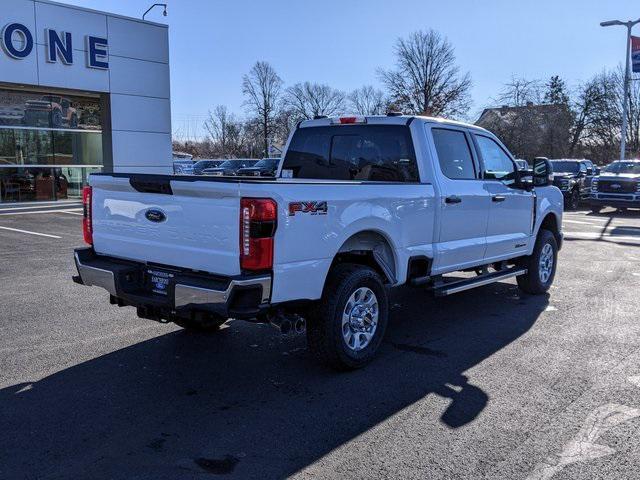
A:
174;277;271;308
74;249;271;311
74;251;117;296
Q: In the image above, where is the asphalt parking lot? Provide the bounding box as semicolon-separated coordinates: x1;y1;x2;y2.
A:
1;202;640;479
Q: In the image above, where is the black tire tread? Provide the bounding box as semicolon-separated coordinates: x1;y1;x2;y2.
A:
307;263;387;370
517;229;557;295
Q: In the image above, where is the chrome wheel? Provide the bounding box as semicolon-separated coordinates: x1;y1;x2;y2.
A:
342;287;379;352
538;243;554;284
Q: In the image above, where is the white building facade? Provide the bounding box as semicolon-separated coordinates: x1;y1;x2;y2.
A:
0;0;171;203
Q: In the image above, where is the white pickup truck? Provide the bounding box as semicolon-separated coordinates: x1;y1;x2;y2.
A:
73;115;563;369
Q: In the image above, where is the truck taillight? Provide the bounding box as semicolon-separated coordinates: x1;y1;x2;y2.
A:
240;198;277;271
331;115;367;125
82;185;93;245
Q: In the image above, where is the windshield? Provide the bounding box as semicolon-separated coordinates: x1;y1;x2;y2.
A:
550;161;580;173
604;161;640;174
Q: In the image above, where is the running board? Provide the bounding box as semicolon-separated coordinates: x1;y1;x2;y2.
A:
433;267;527;297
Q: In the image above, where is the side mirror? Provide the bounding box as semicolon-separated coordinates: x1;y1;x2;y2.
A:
533;157;553;187
586;167;594;176
595;167;601;175
516;173;534;191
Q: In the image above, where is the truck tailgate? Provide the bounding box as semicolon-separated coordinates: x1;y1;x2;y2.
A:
90;175;242;276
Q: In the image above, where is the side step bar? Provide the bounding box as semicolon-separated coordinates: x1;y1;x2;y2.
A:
433;267;527;297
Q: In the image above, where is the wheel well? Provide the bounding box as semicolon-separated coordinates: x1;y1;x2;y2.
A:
540;213;562;248
332;231;396;284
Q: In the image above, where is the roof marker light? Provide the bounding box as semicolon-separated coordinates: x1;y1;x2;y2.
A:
331;116;367;125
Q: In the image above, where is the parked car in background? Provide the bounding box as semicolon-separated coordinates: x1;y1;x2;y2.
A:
549;159;594;210
580;158;599;192
590;159;640;213
172;151;194;175
515;159;530;170
192;159;224;175
202;159;260;176
236;158;281;177
172;160;194;175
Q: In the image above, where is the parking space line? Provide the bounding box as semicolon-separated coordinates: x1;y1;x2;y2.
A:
0;204;81;212
0;209;82;216
563;231;640;242
0;226;61;239
563;219;599;225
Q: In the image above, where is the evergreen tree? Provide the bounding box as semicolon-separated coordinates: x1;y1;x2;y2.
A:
544;75;569;105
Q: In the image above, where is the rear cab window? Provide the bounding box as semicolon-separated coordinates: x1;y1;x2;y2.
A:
282;125;419;182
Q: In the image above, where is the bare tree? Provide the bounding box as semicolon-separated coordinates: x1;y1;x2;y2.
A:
348;85;386;115
242;61;283;157
378;29;472;117
569;71;621;162
283;82;346;121
203;105;243;158
494;76;543;107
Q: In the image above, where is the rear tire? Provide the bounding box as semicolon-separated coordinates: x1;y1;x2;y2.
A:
174;314;226;332
517;229;558;295
307;264;388;370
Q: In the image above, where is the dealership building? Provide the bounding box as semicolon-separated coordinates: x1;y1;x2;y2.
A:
1;0;171;203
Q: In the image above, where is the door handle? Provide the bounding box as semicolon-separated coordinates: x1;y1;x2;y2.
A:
445;196;462;204
492;195;506;203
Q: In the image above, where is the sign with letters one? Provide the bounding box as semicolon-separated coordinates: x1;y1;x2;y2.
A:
1;22;109;69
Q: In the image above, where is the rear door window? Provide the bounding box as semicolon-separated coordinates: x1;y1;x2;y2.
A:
282;125;419;182
431;128;476;180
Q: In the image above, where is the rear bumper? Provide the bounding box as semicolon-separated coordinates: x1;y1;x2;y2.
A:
73;247;271;319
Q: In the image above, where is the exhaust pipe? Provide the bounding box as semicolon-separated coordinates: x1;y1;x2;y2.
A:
270;316;292;335
294;317;306;334
269;313;305;335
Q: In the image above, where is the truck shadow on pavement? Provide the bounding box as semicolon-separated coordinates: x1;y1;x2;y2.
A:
0;283;548;479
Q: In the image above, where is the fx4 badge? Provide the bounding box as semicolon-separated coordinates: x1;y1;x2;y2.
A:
289;201;328;216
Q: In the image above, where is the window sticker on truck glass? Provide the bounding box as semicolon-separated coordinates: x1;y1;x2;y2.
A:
288;201;328;216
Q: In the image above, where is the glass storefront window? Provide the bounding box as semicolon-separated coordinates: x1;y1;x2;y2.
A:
0;89;102;131
0;167;66;202
0;129;102;166
53;130;103;165
0;88;105;203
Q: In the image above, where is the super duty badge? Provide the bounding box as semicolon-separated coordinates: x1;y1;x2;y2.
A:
289;201;328;216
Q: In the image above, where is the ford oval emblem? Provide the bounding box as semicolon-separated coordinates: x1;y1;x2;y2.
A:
145;209;166;223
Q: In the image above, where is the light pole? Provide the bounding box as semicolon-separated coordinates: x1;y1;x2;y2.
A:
600;18;640;160
143;3;167;21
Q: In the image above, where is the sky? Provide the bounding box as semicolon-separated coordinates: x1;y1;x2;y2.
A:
62;0;640;140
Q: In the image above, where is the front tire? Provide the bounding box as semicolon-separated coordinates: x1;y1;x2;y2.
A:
517;229;558;294
307;264;389;370
566;188;580;210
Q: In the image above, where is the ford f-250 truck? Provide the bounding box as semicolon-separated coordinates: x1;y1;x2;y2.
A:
73;115;563;370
